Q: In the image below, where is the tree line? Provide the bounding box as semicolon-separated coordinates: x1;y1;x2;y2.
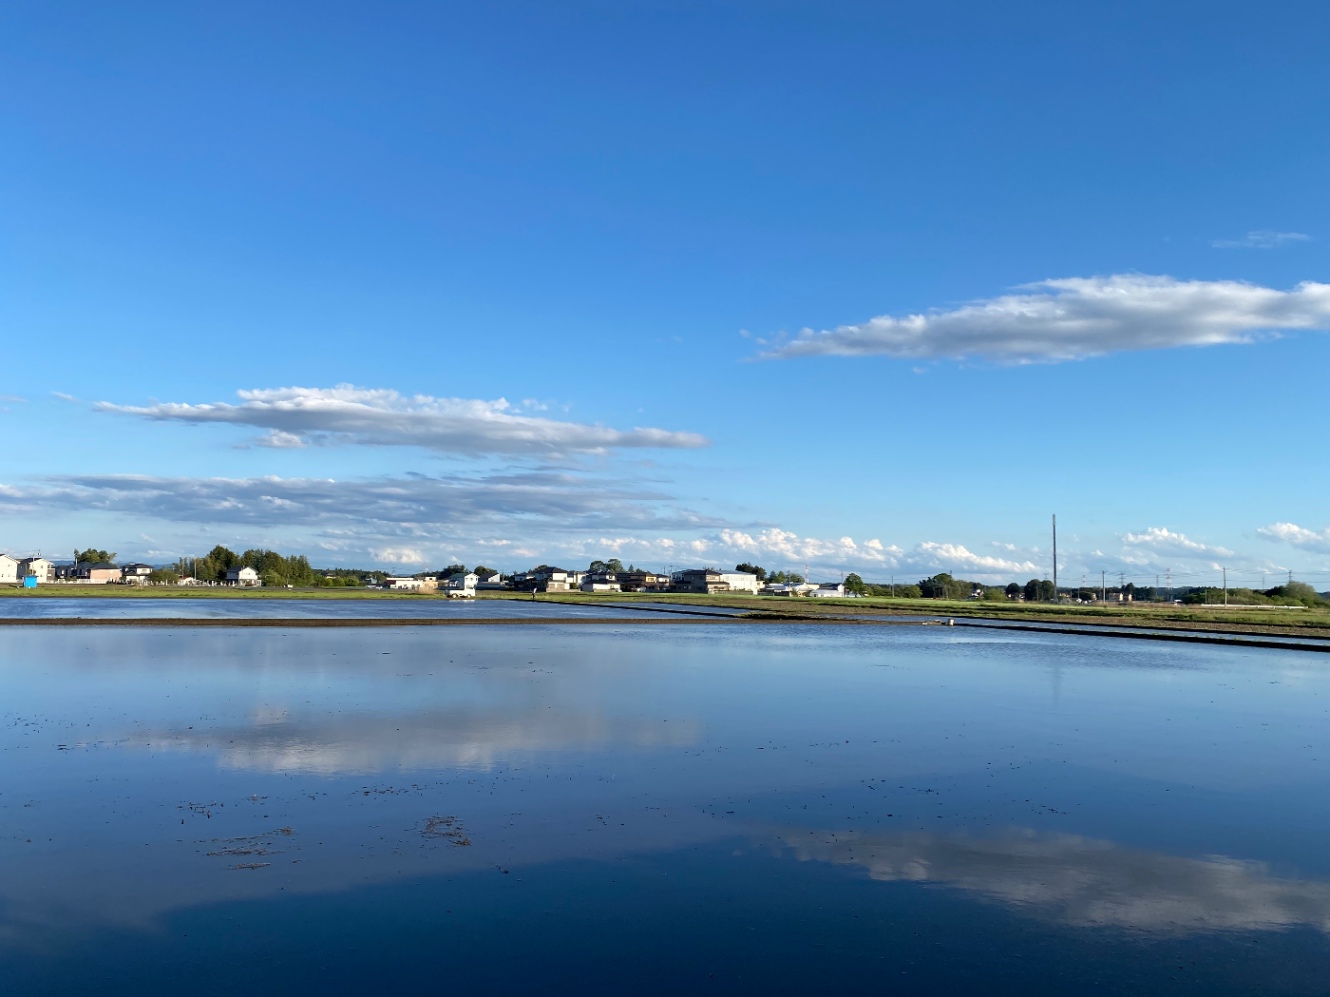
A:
733;565;1330;605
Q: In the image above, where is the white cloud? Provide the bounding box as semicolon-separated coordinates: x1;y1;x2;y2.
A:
912;541;1040;575
1211;230;1312;250
1257;522;1330;555
369;546;426;564
710;529;1036;578
1121;526;1234;558
760;275;1330;364
254;429;308;449
96;385;709;455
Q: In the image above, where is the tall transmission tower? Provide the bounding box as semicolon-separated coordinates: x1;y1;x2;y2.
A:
1052;514;1058;603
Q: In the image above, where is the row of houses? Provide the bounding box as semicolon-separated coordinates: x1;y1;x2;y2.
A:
375;567;770;599
0;556;154;586
0;556;262;587
4;554;848;598
505;567;765;595
378;567;853;599
381;570;505;598
0;555;55;586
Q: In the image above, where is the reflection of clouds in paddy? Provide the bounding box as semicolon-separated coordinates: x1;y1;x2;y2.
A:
774;828;1330;934
147;705;703;774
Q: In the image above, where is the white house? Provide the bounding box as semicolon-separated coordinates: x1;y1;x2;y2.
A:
442;571;478;598
385;576;435;592
224;566;261;587
809;582;846;598
718;571;761;594
120;563;155;584
512;568;572;592
761;581;817;597
18;557;55;583
580;571;622;593
476;571;507;589
0;554;18;584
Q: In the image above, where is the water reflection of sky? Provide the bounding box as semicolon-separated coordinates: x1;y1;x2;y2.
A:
0;595;660;619
3;623;1330;989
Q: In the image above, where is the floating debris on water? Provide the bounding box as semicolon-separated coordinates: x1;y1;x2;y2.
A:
207;846;281;857
421;815;472;846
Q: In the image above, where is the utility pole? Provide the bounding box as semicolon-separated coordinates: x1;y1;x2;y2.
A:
1052;514;1058;603
1101;570;1106;603
1223;567;1228;606
1165;569;1171;603
1289;569;1294;585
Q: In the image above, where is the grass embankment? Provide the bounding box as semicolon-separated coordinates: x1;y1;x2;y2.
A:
482;590;1330;639
5;585;1329;639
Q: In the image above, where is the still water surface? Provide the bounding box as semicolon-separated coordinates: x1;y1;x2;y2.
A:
0;596;656;619
3;623;1329;994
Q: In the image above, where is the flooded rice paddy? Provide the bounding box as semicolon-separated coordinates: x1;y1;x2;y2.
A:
3;621;1330;994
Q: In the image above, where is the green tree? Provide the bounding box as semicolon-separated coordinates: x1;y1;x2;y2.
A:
74;548;116;564
1004;582;1021;598
735;563;768;582
844;573;866;594
1265;581;1325;607
1024;578;1055;602
919;573;965;599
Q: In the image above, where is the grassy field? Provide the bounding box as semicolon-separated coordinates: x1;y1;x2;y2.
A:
4;584;1329;638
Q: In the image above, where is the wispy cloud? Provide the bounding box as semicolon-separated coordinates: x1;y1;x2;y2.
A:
0;473;1049;577
1211;230;1312;250
0;471;723;541
1257;522;1330;555
95;385;709;456
758;275;1330;364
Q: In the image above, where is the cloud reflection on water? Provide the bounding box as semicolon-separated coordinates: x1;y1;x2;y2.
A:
144;705;703;774
774;827;1330;935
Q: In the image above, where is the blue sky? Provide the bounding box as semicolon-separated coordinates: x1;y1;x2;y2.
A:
2;0;1328;586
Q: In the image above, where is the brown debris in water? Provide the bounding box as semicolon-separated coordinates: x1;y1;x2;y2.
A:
421;815;472;846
